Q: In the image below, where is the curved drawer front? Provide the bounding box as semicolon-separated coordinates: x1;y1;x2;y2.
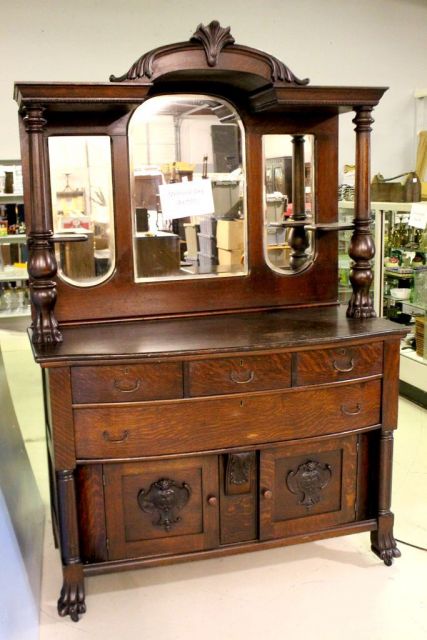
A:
71;362;183;404
295;342;383;386
188;353;291;397
74;379;381;459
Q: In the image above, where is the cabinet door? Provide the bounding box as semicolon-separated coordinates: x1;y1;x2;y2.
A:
259;436;357;540
104;456;219;560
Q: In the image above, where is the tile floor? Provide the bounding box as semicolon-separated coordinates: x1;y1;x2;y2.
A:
1;321;426;640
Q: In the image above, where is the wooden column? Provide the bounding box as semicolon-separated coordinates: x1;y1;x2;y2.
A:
23;105;62;344
288;135;309;270
347;107;376;318
370;431;401;565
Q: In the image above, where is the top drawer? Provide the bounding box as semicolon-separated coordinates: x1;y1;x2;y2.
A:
71;362;183;404
295;342;383;386
188;353;291;397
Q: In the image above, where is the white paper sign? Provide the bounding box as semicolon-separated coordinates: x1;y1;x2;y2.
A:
408;202;427;230
159;179;215;220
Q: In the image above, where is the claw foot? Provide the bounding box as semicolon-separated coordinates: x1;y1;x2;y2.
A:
58;565;86;622
371;514;401;566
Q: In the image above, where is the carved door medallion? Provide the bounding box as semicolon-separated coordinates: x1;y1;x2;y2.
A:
286;460;332;509
137;478;191;531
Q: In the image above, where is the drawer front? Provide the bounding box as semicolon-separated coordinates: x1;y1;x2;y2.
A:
74;379;381;459
188;353;291;397
295;342;383;386
71;362;183;404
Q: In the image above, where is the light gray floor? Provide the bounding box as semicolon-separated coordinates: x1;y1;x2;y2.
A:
1;323;426;640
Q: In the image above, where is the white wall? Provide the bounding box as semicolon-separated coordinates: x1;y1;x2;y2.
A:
1;0;426;178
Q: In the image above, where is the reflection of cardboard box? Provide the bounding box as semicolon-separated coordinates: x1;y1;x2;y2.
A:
268;245;291;268
218;248;242;266
216;219;244;250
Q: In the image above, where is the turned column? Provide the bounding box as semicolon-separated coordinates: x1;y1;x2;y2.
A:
347;107;376;318
23;105;62;344
288;135;309;270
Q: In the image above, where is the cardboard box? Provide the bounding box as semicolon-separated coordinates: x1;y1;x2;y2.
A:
216;219;244;250
218;248;243;267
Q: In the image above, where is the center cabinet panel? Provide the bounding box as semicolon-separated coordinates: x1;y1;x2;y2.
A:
74;379;381;459
259;435;358;540
103;455;219;560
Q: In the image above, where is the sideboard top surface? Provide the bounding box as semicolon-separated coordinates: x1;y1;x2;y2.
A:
31;305;407;365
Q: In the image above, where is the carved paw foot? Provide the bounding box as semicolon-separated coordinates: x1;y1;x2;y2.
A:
58;567;86;622
374;546;401;567
371;515;401;566
346;293;376;319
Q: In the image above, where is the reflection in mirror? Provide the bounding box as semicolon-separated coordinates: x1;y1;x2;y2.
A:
128;95;247;282
48;136;115;286
263;134;315;274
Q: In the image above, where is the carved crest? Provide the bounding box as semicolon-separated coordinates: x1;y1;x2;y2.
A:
190;20;235;67
286;459;332;509
110;21;308;86
137;478;191;532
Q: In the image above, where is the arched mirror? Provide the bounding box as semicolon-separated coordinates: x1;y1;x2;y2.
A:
48;136;115;286
263;134;315;273
128;94;247;281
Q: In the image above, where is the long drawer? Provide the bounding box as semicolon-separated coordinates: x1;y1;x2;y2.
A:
74;379;381;459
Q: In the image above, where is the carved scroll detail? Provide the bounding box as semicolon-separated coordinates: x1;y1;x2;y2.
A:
225;451;255;495
286;460;332;509
137;478;191;532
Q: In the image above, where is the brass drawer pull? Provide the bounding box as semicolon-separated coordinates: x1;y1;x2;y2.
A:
113;378;141;393
102;430;129;443
341;403;361;416
230;370;255;384
332;358;354;373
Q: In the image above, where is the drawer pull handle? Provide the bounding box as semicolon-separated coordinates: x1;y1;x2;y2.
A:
102;430;129;443
207;495;218;506
230;370;255;384
113;378;141;393
333;358;354;373
262;489;273;500
341;403;361;416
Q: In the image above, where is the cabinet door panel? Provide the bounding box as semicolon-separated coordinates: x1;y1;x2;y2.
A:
104;456;219;560
260;436;357;540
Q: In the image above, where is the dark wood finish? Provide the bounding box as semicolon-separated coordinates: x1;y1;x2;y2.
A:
288;135;309;270
15;22;404;621
295;342;383;386
347;107;376;319
71;362;183;404
103;456;219;560
75;465;108;563
188;353;291;396
74;379;381;459
220;452;258;544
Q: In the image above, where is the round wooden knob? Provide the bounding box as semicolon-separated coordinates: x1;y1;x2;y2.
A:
262;489;273;500
207;495;218;506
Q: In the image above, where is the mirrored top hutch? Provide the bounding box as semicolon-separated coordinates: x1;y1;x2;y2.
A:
15;21;406;622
